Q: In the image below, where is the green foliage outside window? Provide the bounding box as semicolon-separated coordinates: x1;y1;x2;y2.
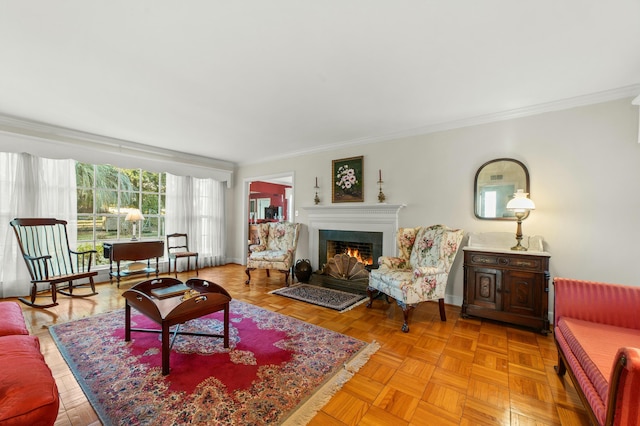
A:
75;162;166;264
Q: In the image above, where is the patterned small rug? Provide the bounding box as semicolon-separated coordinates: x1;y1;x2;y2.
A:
270;284;367;312
49;300;378;425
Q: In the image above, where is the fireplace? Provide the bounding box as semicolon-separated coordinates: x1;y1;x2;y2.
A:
303;204;406;271
319;230;382;269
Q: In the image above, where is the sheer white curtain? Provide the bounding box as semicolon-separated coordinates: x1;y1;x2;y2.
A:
165;174;226;269
0;153;76;297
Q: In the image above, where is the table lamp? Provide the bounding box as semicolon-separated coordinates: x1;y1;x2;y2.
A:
506;189;535;251
125;208;144;241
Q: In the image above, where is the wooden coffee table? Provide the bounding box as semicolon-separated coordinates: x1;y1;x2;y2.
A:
122;277;232;375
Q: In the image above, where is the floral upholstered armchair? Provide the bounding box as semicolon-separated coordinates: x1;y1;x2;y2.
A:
245;222;300;286
367;224;464;332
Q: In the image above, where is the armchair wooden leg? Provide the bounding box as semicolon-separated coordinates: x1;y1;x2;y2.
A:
400;305;415;333
245;268;254;285
366;287;375;308
278;269;291;286
366;287;391;308
438;298;446;321
395;300;415;333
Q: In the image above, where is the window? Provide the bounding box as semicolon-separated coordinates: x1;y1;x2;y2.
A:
76;163;165;265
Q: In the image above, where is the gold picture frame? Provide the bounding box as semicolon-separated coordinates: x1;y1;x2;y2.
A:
332;156;364;203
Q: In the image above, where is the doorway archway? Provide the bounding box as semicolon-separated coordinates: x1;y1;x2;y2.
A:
242;172;294;264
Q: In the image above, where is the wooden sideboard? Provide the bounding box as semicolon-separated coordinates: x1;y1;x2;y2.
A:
462;247;551;334
103;241;164;287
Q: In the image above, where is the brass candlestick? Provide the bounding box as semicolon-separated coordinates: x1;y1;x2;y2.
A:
377;179;386;203
314;177;320;205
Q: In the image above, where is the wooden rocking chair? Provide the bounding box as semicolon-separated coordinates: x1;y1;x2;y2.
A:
10;218;99;308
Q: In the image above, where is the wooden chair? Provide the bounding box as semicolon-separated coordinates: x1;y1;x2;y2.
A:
166;233;199;278
10;218;99;308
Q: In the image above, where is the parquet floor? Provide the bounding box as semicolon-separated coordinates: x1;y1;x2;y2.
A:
11;264;590;425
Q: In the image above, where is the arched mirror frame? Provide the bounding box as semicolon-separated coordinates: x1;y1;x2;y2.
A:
474;158;530;220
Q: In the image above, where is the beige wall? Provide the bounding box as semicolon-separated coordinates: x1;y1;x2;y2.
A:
231;97;640;313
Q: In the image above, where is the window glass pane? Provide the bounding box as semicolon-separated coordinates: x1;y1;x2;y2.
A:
77;188;93;213
75;163;94;188
76;241;107;266
93;242;109;266
97;220;118;241
142;194;159;215
142;216;158;238
96;189;117;214
120;216;133;239
142;170;160;193
121;168;140;191
120;192;139;210
77;215;94;241
96;164;119;190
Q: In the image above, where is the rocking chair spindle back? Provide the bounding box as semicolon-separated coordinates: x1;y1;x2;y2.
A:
10;218;99;308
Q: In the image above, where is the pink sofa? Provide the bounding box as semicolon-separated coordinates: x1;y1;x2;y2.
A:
554;278;640;426
0;302;59;425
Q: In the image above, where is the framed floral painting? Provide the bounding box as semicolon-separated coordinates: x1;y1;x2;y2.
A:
332;156;364;203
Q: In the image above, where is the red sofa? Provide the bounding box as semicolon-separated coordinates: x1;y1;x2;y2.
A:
554;278;640;426
0;302;59;426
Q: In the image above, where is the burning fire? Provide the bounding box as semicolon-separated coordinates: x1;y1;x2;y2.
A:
344;248;373;266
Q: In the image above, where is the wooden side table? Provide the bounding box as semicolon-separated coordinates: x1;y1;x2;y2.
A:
462;247;551;334
103;240;164;287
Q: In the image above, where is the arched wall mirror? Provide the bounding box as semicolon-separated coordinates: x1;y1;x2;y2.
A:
474;158;530;220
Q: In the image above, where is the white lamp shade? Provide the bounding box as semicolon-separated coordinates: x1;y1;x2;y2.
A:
506;189;535;212
125;208;145;222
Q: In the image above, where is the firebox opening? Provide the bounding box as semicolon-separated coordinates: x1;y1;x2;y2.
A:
327;241;373;266
318;230;383;270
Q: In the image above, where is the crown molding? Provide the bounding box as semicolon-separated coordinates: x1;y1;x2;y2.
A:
0;113;235;172
242;83;640;165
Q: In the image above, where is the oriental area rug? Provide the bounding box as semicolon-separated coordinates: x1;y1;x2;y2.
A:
269;284;367;313
49;300;379;426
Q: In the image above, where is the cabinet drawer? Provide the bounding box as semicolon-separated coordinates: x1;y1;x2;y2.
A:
465;251;543;271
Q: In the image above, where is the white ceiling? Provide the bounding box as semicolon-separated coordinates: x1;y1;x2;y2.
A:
1;1;639;165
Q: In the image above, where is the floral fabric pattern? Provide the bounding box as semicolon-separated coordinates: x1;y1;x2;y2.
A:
378;256;409;270
409;226;442;269
377;227;421;270
247;222;300;272
369;224;463;304
397;227;421;261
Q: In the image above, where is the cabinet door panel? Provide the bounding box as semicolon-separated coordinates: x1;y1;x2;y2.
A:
470;268;501;310
503;270;539;316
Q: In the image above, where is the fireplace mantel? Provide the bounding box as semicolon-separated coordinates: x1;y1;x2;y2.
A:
303;204;406;270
